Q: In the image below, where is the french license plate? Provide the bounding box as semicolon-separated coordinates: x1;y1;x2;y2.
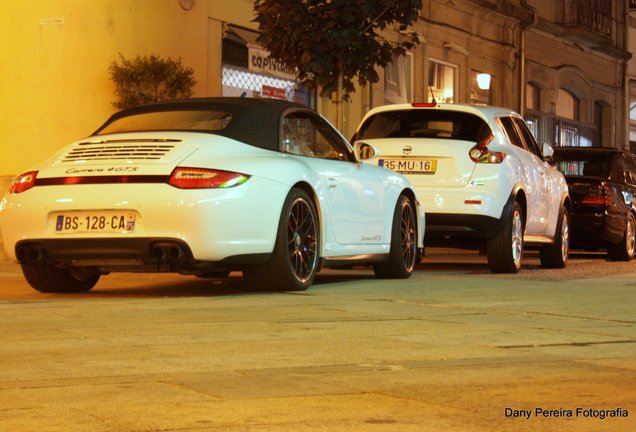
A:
379;158;437;175
54;211;137;234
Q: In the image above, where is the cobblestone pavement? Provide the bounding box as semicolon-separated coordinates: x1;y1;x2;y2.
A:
0;249;634;431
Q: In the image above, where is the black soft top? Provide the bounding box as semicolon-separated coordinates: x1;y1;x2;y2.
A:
93;97;311;152
554;146;627;156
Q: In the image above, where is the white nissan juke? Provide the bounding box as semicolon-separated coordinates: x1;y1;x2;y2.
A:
353;102;570;273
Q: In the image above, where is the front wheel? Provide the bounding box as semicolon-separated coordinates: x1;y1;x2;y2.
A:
243;188;319;291
21;264;100;293
539;206;569;268
487;200;524;274
373;195;417;279
607;212;636;261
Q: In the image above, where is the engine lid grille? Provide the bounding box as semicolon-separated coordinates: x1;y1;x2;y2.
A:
61;139;182;162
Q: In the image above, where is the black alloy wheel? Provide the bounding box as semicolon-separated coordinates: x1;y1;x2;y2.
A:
243;188;319;291
287;195;319;283
373;194;417;279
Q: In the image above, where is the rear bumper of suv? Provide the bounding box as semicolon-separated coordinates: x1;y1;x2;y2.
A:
570;211;626;247
424;213;501;243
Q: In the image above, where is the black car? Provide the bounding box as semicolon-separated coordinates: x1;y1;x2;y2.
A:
553;147;636;260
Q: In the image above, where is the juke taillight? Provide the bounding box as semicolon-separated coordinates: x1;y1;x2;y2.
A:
469;134;506;164
168;167;250;189
9;171;38;193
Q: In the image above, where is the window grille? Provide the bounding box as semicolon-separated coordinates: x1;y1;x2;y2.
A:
525;110;596;147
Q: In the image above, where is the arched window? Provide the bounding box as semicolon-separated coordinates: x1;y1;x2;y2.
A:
556;88;579;120
595;101;611;147
525;82;540;111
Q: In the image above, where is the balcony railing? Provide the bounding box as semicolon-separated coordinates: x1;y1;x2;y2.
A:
525;110;597;148
561;0;612;40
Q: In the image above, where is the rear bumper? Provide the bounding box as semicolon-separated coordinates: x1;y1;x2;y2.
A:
14;237;270;274
424;213;501;243
570;211;626;247
1;181;286;263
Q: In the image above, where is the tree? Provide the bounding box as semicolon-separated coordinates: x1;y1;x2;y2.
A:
253;0;422;100
108;54;196;109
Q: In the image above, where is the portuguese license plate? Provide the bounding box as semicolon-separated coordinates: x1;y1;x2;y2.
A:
379;158;437;175
54;211;137;234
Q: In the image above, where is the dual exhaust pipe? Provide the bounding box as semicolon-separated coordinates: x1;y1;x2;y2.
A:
151;242;186;262
16;244;47;263
16;241;188;264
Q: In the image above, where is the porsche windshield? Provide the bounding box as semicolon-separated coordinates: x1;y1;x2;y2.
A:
96;110;232;135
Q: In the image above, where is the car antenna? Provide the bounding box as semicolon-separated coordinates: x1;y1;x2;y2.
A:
429;86;437;103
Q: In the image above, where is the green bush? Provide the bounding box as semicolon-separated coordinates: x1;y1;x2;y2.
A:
109;53;196;109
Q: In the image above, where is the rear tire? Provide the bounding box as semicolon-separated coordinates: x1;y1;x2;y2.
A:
21;264;99;293
539;206;569;268
373;195;417;279
608;212;636;261
487;201;523;274
243;188;319;291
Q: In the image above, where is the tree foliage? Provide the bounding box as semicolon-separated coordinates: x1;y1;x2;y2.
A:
108;54;196;109
254;0;422;100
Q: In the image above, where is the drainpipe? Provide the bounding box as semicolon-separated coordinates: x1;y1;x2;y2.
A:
623;5;631;151
519;1;537;117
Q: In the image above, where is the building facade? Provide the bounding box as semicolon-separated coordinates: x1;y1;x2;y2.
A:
628;6;636;152
1;0;631;181
370;0;631;150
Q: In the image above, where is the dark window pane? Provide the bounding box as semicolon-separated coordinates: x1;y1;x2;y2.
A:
355;110;491;143
553;152;613;178
97;110;232;135
499;117;525;150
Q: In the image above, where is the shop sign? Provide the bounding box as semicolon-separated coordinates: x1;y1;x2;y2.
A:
262;85;287;100
248;44;297;81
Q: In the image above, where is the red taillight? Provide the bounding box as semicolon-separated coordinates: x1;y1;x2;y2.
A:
168;167;250;189
581;184;611;206
469;134;506;164
411;102;438;108
581;196;611;205
9;171;38;193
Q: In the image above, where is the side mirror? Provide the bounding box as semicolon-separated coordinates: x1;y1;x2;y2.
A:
354;141;379;161
542;142;554;160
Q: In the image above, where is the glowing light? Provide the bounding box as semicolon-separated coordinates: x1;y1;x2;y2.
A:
477;73;491;90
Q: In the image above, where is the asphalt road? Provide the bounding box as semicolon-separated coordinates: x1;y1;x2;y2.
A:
0;248;634;431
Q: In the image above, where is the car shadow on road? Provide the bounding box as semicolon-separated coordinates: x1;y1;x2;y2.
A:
12;250;627;299
59;269;378;299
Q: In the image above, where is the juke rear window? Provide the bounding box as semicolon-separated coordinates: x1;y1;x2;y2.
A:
354;110;491;143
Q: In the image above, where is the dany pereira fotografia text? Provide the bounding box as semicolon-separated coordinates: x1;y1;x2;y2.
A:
505;407;629;420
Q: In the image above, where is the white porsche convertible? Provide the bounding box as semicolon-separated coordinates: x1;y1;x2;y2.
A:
1;97;424;293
